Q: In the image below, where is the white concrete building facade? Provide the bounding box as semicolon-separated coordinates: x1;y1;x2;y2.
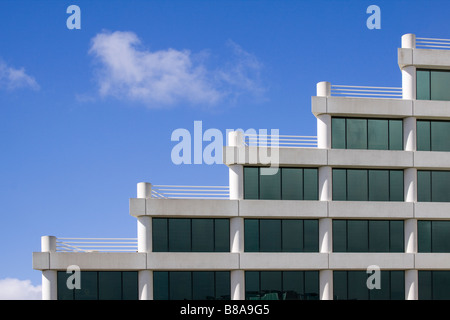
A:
33;34;450;300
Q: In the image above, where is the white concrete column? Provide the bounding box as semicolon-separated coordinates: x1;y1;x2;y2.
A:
317;115;331;150
319;166;332;201
405;219;417;254
137;182;152;199
405;269;418;300
229;165;244;200
402;33;416;49
402;66;416;100
317;81;331;97
230;217;244;254
139;270;153;300
319;218;332;253
231;270;245;300
137;216;152;253
404;117;416;152
404;168;417;203
41;236;57;300
320;270;333;300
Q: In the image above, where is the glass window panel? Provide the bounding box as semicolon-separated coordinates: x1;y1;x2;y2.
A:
282;271;303;300
417;70;430;100
433;271;450;300
333;271;347;300
282;220;303;252
417;171;431;202
122;272;138;300
418;220;432;253
332;220;347;252
98;272;121;300
332;118;346;149
281;168;303;200
244;219;259;252
192;219;214;252
346;118;367;149
303;168;318;200
244;167;259;199
304;271;319;300
215;272;230;300
417;120;431;151
347;220;368;252
369;270;390;300
368;220;389;252
431;171;450;202
389;120;403;150
193;272;215;300
389;170;404;202
389;271;405;300
418;271;432;300
259;219;281;252
431;121;450;151
368;119;388;150
57;271;74;300
259;167;281;200
368;170;389;201
430;70;450;101
75;271;97;300
260;271;282;300
152;218;168;252
170;272;192;300
347;170;368;201
168;218;191;252
332;169;347;201
303;219;319;252
389;220;404;252
153;271;169;300
245;271;260;300
214;219;230;252
347;271;369;300
432;221;450;252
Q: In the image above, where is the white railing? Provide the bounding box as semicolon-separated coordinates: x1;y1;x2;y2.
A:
416;37;450;50
330;85;402;99
244;134;317;148
56;237;138;252
151;185;230;199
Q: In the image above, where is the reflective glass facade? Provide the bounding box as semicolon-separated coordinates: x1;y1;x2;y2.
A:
417;170;450;202
419;271;450;300
418;220;450;252
332;169;404;201
417;69;450;101
152;218;230;252
245;271;319;300
244;167;318;200
153;271;230;300
57;271;138;300
244;219;319;252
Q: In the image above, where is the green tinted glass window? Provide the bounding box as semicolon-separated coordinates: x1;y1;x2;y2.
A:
419;271;450;300
192;219;214;252
417;120;431;151
57;271;74;300
431;70;450;101
347;271;369;300
260;219;282;252
389;170;404;202
152;218;168;252
282;219;303;252
75;271;97;300
303;219;319;252
389;120;403;150
418;220;432;252
304;168;318;200
417;171;432;202
244;167;259;199
389;220;404;252
368;119;388;150
347;220;368;252
282;168;303;200
98;272;121;300
168;218;191;252
368;170;389;201
347;170;368;201
244;219;259;252
346;119;367;149
332;220;347;252
432;221;450;252
193;272;215;300
215;272;231;300
369;220;389;252
332;169;347;201
170;272;192;300
418;271;432;300
332;118;346;149
122;272;138;300
431;121;450;151
432;171;450;202
260;168;281;200
417;70;431;100
214;219;230;252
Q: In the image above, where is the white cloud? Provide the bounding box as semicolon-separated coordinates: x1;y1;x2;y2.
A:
0;61;39;91
88;31;265;108
0;278;41;300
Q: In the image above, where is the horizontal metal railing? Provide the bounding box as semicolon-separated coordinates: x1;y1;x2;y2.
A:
330;85;402;99
244;134;318;148
416;37;450;50
56;237;138;252
151;185;230;199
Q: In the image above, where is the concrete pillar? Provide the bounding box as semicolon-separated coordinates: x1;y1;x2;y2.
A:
404;117;416;152
317;115;331;149
319;218;332;254
137;182;152;199
41;236;57;300
231;270;245;300
137;216;152;253
404;168;417;203
320;270;333;300
405;269;418;300
229;165;244;200
402;33;416;49
230;217;244;253
405;219;417;254
317;81;331;97
139;270;153;300
319;166;332;202
402;66;416;100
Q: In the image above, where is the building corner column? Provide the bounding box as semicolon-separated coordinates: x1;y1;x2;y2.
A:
41;236;57;300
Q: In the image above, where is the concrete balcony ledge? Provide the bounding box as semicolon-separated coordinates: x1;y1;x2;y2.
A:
399;47;450;70
328;149;413;168
329;201;414;219
414;202;450;219
414;151;450;169
240;253;328;270
239;200;327;218
147;252;239;270
415;253;450;269
329;253;414;270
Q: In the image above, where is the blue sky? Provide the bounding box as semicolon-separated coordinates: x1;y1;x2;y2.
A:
0;0;448;298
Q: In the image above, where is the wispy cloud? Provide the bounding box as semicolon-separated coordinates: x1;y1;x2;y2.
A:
0;278;41;300
0;61;39;91
88;31;265;108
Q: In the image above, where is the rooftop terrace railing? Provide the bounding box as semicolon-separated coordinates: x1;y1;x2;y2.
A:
330;85;403;99
244;133;318;148
415;37;450;50
56;237;138;252
151;185;230;199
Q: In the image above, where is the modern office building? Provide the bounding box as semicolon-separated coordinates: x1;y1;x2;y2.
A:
33;34;450;300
